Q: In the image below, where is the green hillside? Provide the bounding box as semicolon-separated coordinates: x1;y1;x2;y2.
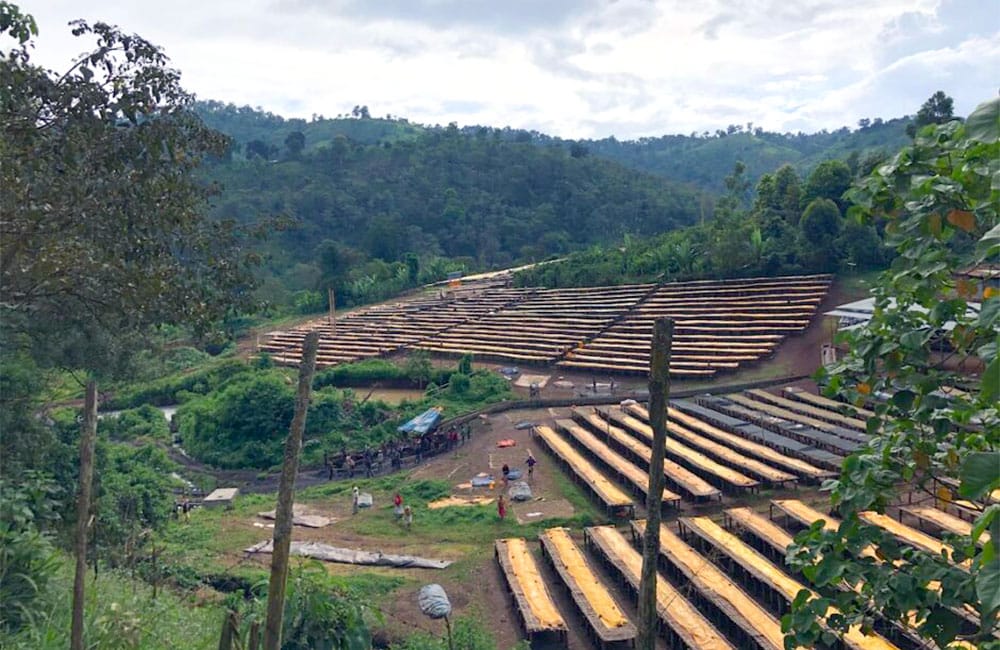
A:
576;118;911;191
201;118;704;309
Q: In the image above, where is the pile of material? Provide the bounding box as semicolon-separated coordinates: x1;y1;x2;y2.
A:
245;540;452;569
257;504;332;528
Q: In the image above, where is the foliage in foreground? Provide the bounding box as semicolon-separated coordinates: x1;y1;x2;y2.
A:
0;4;261;377
785;98;1000;648
0;554;223;650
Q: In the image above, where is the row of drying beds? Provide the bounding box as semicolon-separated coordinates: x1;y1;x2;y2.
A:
497;496;981;649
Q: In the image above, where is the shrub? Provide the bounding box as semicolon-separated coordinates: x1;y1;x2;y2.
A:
99;404;171;441
0;472;61;633
449;373;470;396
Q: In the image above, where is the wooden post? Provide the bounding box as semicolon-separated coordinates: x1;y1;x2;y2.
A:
328;287;335;331
263;331;320;650
248;621;261;650
637;318;673;650
70;380;98;650
218;610;239;650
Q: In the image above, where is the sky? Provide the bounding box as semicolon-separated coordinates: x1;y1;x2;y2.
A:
21;0;1000;140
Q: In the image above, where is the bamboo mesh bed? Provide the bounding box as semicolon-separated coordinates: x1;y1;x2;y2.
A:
532;425;635;515
678;516;901;650
553;419;685;504
494;538;567;639
596;406;759;492
619;404;796;485
567;409;718;500
538;528;636;645
584;525;735;650
631;520;786;650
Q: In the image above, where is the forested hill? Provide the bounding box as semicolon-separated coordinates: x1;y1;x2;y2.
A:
578;118;911;191
199;107;705;310
196;101;911;194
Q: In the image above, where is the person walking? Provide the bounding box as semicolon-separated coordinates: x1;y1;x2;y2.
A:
346;454;356;478
497;495;507;521
501;463;510;488
525;452;537;480
403;505;413;530
352;486;360;515
393;492;404;520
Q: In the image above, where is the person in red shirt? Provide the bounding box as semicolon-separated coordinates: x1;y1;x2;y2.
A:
393;492;403;519
497;495;507;521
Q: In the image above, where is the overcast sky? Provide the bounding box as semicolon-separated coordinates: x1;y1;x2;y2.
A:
23;0;1000;139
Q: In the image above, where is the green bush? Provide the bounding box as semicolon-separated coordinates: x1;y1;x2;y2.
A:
99;404;171;441
292;289;326;314
0;473;61;633
449;373;470;395
107;359;252;408
93;443;179;562
278;561;372;650
0;555;222;649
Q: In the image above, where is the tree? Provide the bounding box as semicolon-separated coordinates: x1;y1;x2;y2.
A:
800;198;842;244
246;138;274;159
0;7;261;374
284;130;305;157
404;350;433;388
801;160;852;213
907;90;956;137
785;97;1000;649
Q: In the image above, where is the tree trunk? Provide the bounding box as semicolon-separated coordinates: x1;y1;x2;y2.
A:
636;318;673;650
70;381;98;650
264;331;320;650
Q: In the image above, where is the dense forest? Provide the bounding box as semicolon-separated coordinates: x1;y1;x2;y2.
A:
194;99;920;310
196;100;912;193
515;159;887;287
199;109;706;309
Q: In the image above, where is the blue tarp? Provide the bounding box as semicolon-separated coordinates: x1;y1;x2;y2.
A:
398;407;443;435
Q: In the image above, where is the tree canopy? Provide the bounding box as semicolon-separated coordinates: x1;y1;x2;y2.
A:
0;9;261;374
785;97;1000;649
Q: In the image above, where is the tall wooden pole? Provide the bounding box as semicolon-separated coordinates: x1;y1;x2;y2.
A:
637;318;673;650
70;381;98;650
264;331;320;650
327;288;335;332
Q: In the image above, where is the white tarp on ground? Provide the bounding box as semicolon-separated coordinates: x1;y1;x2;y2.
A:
244;540;452;569
257;504;333;528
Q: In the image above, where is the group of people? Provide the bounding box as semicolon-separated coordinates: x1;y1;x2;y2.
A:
499;450;537;486
326;440;409;480
325;422;478;481
495;450;537;522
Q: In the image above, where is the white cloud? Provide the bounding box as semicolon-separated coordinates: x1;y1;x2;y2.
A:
22;0;1000;139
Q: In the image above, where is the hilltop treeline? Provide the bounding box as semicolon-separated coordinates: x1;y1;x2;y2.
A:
201;114;704;309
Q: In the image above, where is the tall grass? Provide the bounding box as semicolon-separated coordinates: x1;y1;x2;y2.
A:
0;555;223;650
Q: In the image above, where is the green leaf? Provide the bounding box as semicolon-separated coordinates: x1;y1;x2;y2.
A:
965;97;1000;144
977;558;1000;629
980;297;1000;331
959;452;1000;500
972;506;999;547
983;356;1000;405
